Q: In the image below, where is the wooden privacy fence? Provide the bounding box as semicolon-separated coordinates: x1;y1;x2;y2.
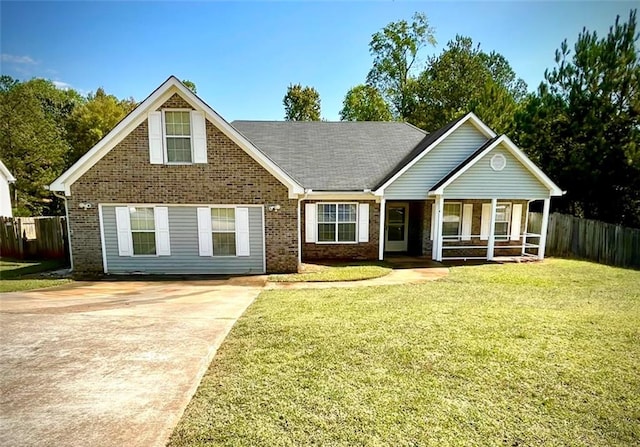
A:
528;212;640;268
0;216;68;260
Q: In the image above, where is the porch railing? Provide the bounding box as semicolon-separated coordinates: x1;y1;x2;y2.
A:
439;233;542;261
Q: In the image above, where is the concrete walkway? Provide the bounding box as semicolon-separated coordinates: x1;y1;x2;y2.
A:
0;277;265;447
265;265;449;290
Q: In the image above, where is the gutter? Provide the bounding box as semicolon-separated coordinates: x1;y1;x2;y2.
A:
297;189;311;266
49;188;74;272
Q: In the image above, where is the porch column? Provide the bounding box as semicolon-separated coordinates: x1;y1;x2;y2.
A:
538;197;551;260
521;201;530;256
487;198;497;260
436;195;444;261
378;198;386;260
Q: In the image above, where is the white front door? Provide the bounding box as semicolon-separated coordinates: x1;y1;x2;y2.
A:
385;203;408;252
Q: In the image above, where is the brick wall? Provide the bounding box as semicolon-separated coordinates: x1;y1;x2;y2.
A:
302;200;380;262
68;94;298;274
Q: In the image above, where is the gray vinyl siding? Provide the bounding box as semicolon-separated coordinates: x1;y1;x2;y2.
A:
102;205;264;274
444;146;550;199
385;122;489;199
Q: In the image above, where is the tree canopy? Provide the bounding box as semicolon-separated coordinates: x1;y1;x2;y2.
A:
339;84;393;121
411;35;526;133
366;12;436;120
514;9;640;227
0;77;137;216
283;84;321;121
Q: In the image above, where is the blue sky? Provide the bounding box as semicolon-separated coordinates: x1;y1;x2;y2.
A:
1;1;635;121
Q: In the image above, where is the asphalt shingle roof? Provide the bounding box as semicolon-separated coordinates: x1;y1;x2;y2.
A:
231;121;428;191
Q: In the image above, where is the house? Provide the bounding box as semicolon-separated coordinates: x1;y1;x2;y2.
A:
50;76;562;275
0;160;16;217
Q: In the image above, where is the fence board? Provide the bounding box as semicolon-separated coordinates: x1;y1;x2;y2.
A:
0;216;67;260
528;212;640;268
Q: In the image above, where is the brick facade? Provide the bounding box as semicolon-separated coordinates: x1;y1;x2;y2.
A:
68;94;298;275
302;200;380;262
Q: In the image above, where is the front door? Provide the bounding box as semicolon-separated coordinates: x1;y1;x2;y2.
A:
385;203;408;252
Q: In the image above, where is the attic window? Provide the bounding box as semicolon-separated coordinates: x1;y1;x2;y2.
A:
164;111;192;163
490;153;506;171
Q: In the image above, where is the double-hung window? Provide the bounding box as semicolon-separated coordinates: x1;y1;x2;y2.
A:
164;111;192;163
317;203;357;243
442;202;462;239
211;208;236;256
494;203;511;241
129;207;156;255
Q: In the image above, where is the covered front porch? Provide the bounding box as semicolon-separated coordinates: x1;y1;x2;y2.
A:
378;197;551;262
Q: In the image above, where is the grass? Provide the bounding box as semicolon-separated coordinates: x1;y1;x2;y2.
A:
0;258;71;292
169;259;640;446
269;262;392;282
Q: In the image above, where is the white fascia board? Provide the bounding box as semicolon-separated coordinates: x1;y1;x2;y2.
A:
0;160;16;182
302;191;380;202
50;76;303;196
169;79;303;196
499;135;563;196
428;135;563;196
374;112;497;195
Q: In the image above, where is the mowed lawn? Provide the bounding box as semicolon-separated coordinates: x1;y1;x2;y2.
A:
169;259;640;446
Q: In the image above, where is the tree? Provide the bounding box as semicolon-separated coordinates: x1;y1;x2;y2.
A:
283;84;321;121
65;88;137;165
514;10;640;227
339;84;393;121
0;78;70;215
366;12;436;120
182;80;197;94
411;35;526;133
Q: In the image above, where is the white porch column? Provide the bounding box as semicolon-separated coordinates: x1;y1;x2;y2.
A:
435;195;444;261
487;198;497;261
538;197;551;260
378;198;386;260
522;201;530;256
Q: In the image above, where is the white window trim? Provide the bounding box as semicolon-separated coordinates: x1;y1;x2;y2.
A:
196;205;251;258
162;109;194;165
315;202;359;244
442;201;462;241
129;206;159;257
494;202;512;242
211;207;237;258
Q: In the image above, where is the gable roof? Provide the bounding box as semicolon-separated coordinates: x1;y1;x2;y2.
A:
231;121;426;190
373;112;497;193
49;76;303;196
0;160;16;182
429;135;563;196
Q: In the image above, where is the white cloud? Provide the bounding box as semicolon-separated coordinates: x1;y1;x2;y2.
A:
1;54;37;65
52;80;73;90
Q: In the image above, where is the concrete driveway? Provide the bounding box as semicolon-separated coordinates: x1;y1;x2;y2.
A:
0;277;265;447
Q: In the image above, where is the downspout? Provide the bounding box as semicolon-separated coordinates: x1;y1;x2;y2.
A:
51;189;74;272
297;189;311;266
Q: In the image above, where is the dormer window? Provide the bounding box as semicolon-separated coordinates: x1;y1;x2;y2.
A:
164;110;192;163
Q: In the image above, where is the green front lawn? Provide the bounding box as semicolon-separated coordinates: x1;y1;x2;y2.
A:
169;259;640;446
0;259;71;292
269;262;392;282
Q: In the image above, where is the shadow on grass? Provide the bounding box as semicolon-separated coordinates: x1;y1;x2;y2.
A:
0;259;69;280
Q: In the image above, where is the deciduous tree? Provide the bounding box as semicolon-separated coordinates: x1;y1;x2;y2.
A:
366;12;436;120
65;88;136;164
339;84;393;121
0;78;70;215
283;84;321;121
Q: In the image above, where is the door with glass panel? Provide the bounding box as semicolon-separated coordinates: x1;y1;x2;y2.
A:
385;203;408;252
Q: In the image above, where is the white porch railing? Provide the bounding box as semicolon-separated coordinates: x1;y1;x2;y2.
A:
439;233;543;261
